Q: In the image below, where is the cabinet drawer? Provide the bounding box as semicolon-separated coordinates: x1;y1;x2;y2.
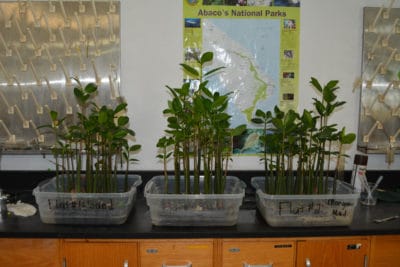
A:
0;238;59;267
62;239;137;267
222;239;295;267
139;239;214;267
370;235;400;267
296;237;369;267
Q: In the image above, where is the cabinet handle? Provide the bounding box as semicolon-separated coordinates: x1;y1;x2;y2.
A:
162;261;192;267
146;248;159;254
347;243;362;250
124;260;129;267
229;247;241;253
305;258;311;267
62;257;67;267
243;263;273;267
364;255;368;267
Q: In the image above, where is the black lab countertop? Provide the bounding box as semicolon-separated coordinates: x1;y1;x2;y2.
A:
0;170;398;239
0;197;398;239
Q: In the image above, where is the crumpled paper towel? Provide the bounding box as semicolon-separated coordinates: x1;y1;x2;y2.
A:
7;201;37;217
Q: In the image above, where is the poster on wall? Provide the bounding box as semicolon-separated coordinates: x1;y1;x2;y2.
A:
183;0;300;154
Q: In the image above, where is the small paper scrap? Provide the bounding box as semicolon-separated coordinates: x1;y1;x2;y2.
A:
7;201;37;217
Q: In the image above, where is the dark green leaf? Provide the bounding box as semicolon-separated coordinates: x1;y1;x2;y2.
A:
114;130;128;139
200;51;213;64
84;82;98;93
231;124;247;136
204;66;225;78
310;77;323;92
251;118;264;124
255;109;265;118
117;116;129;126
130;144;141;151
339;128;356;144
180;63;199;77
98;109;108;124
314;100;325;115
114;103;127;114
50;110;58;121
301;109;313;128
325;79;339;90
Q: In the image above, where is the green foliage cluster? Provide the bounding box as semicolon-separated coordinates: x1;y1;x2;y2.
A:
252;77;356;195
157;52;246;194
40;79;141;193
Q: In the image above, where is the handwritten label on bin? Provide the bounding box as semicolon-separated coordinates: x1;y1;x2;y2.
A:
47;199;114;210
277;199;353;217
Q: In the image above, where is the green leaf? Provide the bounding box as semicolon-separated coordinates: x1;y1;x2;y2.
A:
301;109;314;128
200;51;213;64
251;118;264;124
284;110;298;126
180;82;191;95
114;103;127;114
84;82;98;93
73;87;84;99
255;109;265;118
314;100;325;115
323;88;337;103
50;110;58;121
200;85;213;98
271;117;283;130
212;94;228;109
114;130;128;139
310;77;323;92
98;109;109;124
231;124;247;136
204;66;225;78
339;128;356;144
325;79;339;90
180;63;199;77
126;129;136;137
273;106;284;118
214;113;231;122
157;137;168;148
171;98;183;113
117;116;129;126
166;85;179;99
130;144;141;152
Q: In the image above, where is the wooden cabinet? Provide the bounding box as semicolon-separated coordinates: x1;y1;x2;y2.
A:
139;239;214;267
62;239;137;267
296;237;370;267
221;238;295;267
370;235;400;267
2;234;400;267
0;238;59;267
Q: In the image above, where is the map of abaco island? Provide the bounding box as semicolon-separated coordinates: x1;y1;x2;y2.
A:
183;0;300;154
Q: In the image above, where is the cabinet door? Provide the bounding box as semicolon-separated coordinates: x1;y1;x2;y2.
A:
0;238;59;267
139;239;214;267
296;237;369;267
221;239;295;267
370;235;400;267
62;239;137;267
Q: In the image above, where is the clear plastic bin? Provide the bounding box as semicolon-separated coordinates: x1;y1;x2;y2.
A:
251;177;360;227
33;175;142;225
144;176;246;226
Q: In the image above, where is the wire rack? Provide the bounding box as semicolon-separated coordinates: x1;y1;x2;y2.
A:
0;0;120;153
357;5;400;164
